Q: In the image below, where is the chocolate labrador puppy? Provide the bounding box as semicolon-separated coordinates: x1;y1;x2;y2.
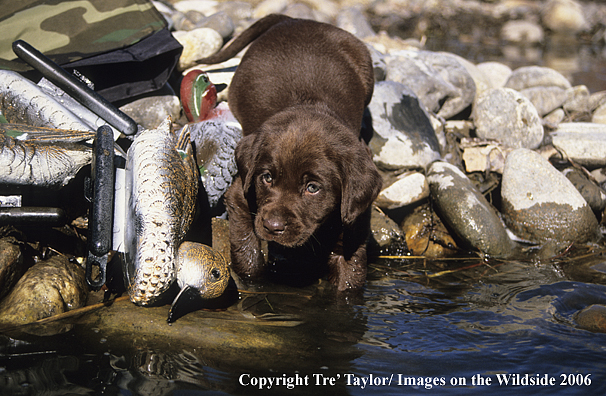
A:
197;14;382;291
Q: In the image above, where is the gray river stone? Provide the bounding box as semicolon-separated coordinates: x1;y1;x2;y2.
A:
549;122;606;167
473;88;544;149
368;81;441;170
476;61;512;89
501;148;599;246
427;161;516;258
385;50;475;119
519;86;569;116
504;65;572;91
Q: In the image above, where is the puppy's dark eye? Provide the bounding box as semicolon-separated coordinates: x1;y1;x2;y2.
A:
306;183;320;194
261;172;273;185
211;268;222;281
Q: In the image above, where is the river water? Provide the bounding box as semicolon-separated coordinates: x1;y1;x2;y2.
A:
2;247;606;395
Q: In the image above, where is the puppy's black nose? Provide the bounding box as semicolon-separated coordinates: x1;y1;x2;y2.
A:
263;217;285;234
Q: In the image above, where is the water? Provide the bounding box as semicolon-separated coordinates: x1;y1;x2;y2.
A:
2;248;606;395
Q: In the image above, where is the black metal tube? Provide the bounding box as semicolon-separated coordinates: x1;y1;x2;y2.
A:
0;207;66;226
12;40;138;136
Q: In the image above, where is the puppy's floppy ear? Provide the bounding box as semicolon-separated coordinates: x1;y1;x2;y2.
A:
341;143;382;226
234;134;258;195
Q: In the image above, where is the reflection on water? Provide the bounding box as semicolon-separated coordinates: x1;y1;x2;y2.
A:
2;247;606;395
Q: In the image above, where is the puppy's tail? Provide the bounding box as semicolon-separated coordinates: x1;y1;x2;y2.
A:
195;14;292;65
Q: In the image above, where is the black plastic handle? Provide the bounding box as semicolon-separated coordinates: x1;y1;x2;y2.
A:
86;125;116;290
12;40;138;136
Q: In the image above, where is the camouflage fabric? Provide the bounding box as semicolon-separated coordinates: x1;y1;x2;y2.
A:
0;0;167;71
0;0;181;102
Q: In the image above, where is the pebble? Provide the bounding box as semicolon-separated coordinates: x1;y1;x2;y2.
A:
367;81;441;170
370;206;407;252
476;61;512;89
562;167;606;213
385;50;475;119
505;65;572;91
400;203;458;258
427;161;516;258
375;171;429;210
173;28;223;71
119;85;182;130
501;148;599;246
592;103;606;124
519;86;569;117
194;12;236;39
575;304;606;333
473;88;544;149
336;7;376;39
541;0;588;35
549;122;606;168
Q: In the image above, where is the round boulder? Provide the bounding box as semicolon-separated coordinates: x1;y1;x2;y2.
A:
501;148;599;246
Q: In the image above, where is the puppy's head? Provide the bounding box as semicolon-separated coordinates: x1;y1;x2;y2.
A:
235;109;382;247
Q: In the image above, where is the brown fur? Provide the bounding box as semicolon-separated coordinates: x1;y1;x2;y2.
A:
198;14;382;290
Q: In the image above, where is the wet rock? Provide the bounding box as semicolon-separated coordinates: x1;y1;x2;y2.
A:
370;206;407;252
549;122;606;168
519;86;568;117
562;167;606;213
368;81;441;170
336;7;376;39
501;19;544;44
473;88;544;149
427;161;515;257
375;171;429;210
501;148;599;246
385;50;476;119
173;28;223;71
575;304;606;333
541;0;588;35
505;65;572;91
0;255;88;334
0;236;23;301
476;61;512;89
400;203;458;257
119;85;181;130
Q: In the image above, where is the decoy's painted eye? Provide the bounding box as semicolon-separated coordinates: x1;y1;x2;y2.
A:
211;268;222;280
